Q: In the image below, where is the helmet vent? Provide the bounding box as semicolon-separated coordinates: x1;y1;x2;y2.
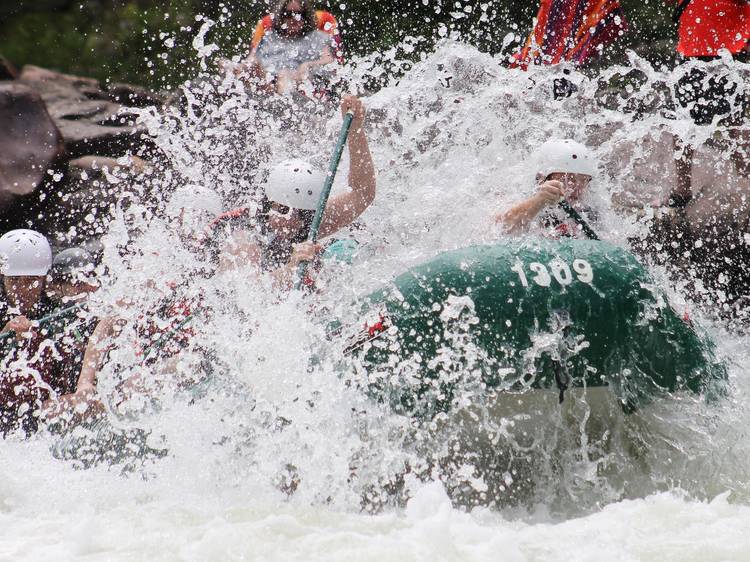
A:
572;154;578;159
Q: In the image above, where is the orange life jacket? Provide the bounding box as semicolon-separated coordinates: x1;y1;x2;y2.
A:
676;0;750;57
250;10;344;63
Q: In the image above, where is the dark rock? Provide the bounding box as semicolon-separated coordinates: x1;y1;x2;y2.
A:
56;119;148;159
46;99;123;121
0;83;65;212
42;155;148;244
0;63;163;248
0;57;18;80
106;82;165;107
18;65;97;104
43;182;118;240
17;65;151;159
68;155;149;180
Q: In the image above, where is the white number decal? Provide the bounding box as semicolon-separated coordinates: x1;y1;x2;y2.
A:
573;259;594;283
511;259;594;288
510;261;529;287
550;259;573;286
529;262;551;287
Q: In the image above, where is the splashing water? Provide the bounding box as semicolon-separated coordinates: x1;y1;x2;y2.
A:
2;29;750;560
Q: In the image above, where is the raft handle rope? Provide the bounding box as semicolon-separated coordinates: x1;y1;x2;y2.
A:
558;200;600;241
0;303;83;345
295;110;355;289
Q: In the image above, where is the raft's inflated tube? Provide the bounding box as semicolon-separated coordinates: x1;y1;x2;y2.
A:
342;239;726;418
50;416;167;470
322;239;359;264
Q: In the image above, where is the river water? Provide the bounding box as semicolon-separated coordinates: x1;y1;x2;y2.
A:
2;35;750;561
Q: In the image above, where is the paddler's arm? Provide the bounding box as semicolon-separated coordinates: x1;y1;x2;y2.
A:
295;46;334;80
1;315;35;343
271;241;323;290
218;230;263;273
318;95;376;239
496;180;564;234
75;316;119;393
40;316;117;423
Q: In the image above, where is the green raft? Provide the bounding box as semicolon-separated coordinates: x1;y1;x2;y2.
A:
341;239;726;418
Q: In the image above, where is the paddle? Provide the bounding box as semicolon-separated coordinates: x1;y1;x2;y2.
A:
0;303;83;345
295;110;354;289
558;199;600;241
140;312;196;363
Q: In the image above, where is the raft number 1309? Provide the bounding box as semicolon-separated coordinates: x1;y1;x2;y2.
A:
511;259;594;288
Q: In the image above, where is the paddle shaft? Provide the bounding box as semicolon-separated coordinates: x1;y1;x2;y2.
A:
141;313;196;363
0;303;83;344
296;111;355;288
558;200;600;241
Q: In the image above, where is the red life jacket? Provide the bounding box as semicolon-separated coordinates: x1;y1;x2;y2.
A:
0;322;81;435
208;207;254;232
133;284;198;366
677;0;750;57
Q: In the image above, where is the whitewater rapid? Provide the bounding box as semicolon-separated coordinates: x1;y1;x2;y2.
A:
2;35;750;560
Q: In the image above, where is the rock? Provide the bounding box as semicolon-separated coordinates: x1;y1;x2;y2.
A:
17;65;152;159
0;83;65;211
46;99;124;121
67;155;149;181
40;155;150;244
42;182;118;241
18;65;97;105
106;83;165;107
56;119;148;159
0;57;18;80
0;63;163;247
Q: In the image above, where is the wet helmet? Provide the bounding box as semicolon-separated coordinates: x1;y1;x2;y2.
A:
536;139;596;178
264;159;326;211
166;185;223;218
50;247;96;282
0;229;52;277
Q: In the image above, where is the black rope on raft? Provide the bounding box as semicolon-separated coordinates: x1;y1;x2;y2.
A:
553;361;570;404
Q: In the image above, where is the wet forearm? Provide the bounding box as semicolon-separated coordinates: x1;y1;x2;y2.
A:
348;126;376;204
318;127;376;238
76;318;115;390
501;196;546;233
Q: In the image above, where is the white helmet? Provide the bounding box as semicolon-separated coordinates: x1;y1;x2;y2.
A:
264;159;326;211
536;139;596;178
50;247;96;281
166;185;223;218
0;229;53;277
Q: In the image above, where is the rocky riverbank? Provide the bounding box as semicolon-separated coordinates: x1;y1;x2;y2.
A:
0;59;164;250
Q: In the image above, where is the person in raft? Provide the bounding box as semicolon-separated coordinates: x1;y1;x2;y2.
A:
44;247;102;402
671;0;750;209
211;94;375;288
228;0;341;95
496;139;599;237
0;230;74;436
42;187;226;427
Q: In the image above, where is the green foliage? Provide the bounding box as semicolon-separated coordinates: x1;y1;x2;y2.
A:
0;1;235;87
0;0;680;88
